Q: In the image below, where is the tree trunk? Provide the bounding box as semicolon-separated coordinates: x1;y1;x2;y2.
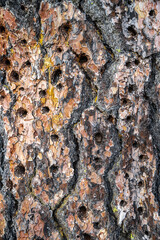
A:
0;0;160;239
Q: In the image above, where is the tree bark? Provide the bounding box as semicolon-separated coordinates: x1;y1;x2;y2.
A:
0;0;160;239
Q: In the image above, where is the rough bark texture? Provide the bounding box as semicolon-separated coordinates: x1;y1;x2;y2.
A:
0;0;160;239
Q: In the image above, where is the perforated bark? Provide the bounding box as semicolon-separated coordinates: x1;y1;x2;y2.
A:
0;0;160;240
